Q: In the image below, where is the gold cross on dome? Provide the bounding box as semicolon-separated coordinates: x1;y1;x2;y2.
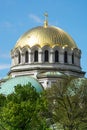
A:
44;13;48;21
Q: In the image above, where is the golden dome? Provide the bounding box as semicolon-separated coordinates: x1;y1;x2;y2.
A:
15;25;77;49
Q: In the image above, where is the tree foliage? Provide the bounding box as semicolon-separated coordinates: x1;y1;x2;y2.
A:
45;78;87;130
0;94;6;130
1;77;87;130
0;83;50;130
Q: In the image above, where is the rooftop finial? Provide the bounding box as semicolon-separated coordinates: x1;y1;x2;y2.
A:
44;12;48;28
44;12;48;20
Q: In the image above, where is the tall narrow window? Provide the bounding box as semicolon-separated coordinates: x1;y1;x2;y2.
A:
72;53;74;64
25;51;28;63
64;51;68;63
44;50;49;62
55;50;59;62
34;50;38;62
18;51;21;64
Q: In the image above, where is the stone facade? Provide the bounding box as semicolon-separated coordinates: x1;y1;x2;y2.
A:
1;23;85;88
8;44;85;88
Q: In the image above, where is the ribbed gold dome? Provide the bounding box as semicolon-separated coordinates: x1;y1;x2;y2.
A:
15;25;77;49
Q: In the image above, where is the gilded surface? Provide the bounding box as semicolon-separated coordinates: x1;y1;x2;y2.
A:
15;26;77;49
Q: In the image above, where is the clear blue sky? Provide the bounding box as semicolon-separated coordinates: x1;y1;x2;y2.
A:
0;0;87;79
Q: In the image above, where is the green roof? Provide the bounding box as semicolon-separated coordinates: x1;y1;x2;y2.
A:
37;71;67;78
0;76;43;95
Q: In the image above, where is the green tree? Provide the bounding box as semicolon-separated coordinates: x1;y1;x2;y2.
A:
0;94;6;130
0;83;51;130
45;78;87;130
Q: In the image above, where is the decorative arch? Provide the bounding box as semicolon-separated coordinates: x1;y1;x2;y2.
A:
21;47;30;63
31;45;40;51
42;45;51;51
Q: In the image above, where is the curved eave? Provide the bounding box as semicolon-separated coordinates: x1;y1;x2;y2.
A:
11;44;79;54
14;42;77;50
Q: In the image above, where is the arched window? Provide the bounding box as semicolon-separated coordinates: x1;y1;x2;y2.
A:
34;50;38;62
55;50;59;62
25;51;28;63
64;51;68;63
18;51;21;64
72;53;74;64
44;50;49;62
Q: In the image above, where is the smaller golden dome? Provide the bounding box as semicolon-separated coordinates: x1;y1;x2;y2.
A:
14;25;78;49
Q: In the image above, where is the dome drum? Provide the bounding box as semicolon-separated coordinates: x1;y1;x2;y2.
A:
11;46;81;68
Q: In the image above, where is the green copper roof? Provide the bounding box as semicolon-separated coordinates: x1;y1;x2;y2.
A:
37;71;67;78
0;76;43;95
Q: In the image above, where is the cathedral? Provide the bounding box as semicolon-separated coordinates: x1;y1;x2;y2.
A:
0;15;85;94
